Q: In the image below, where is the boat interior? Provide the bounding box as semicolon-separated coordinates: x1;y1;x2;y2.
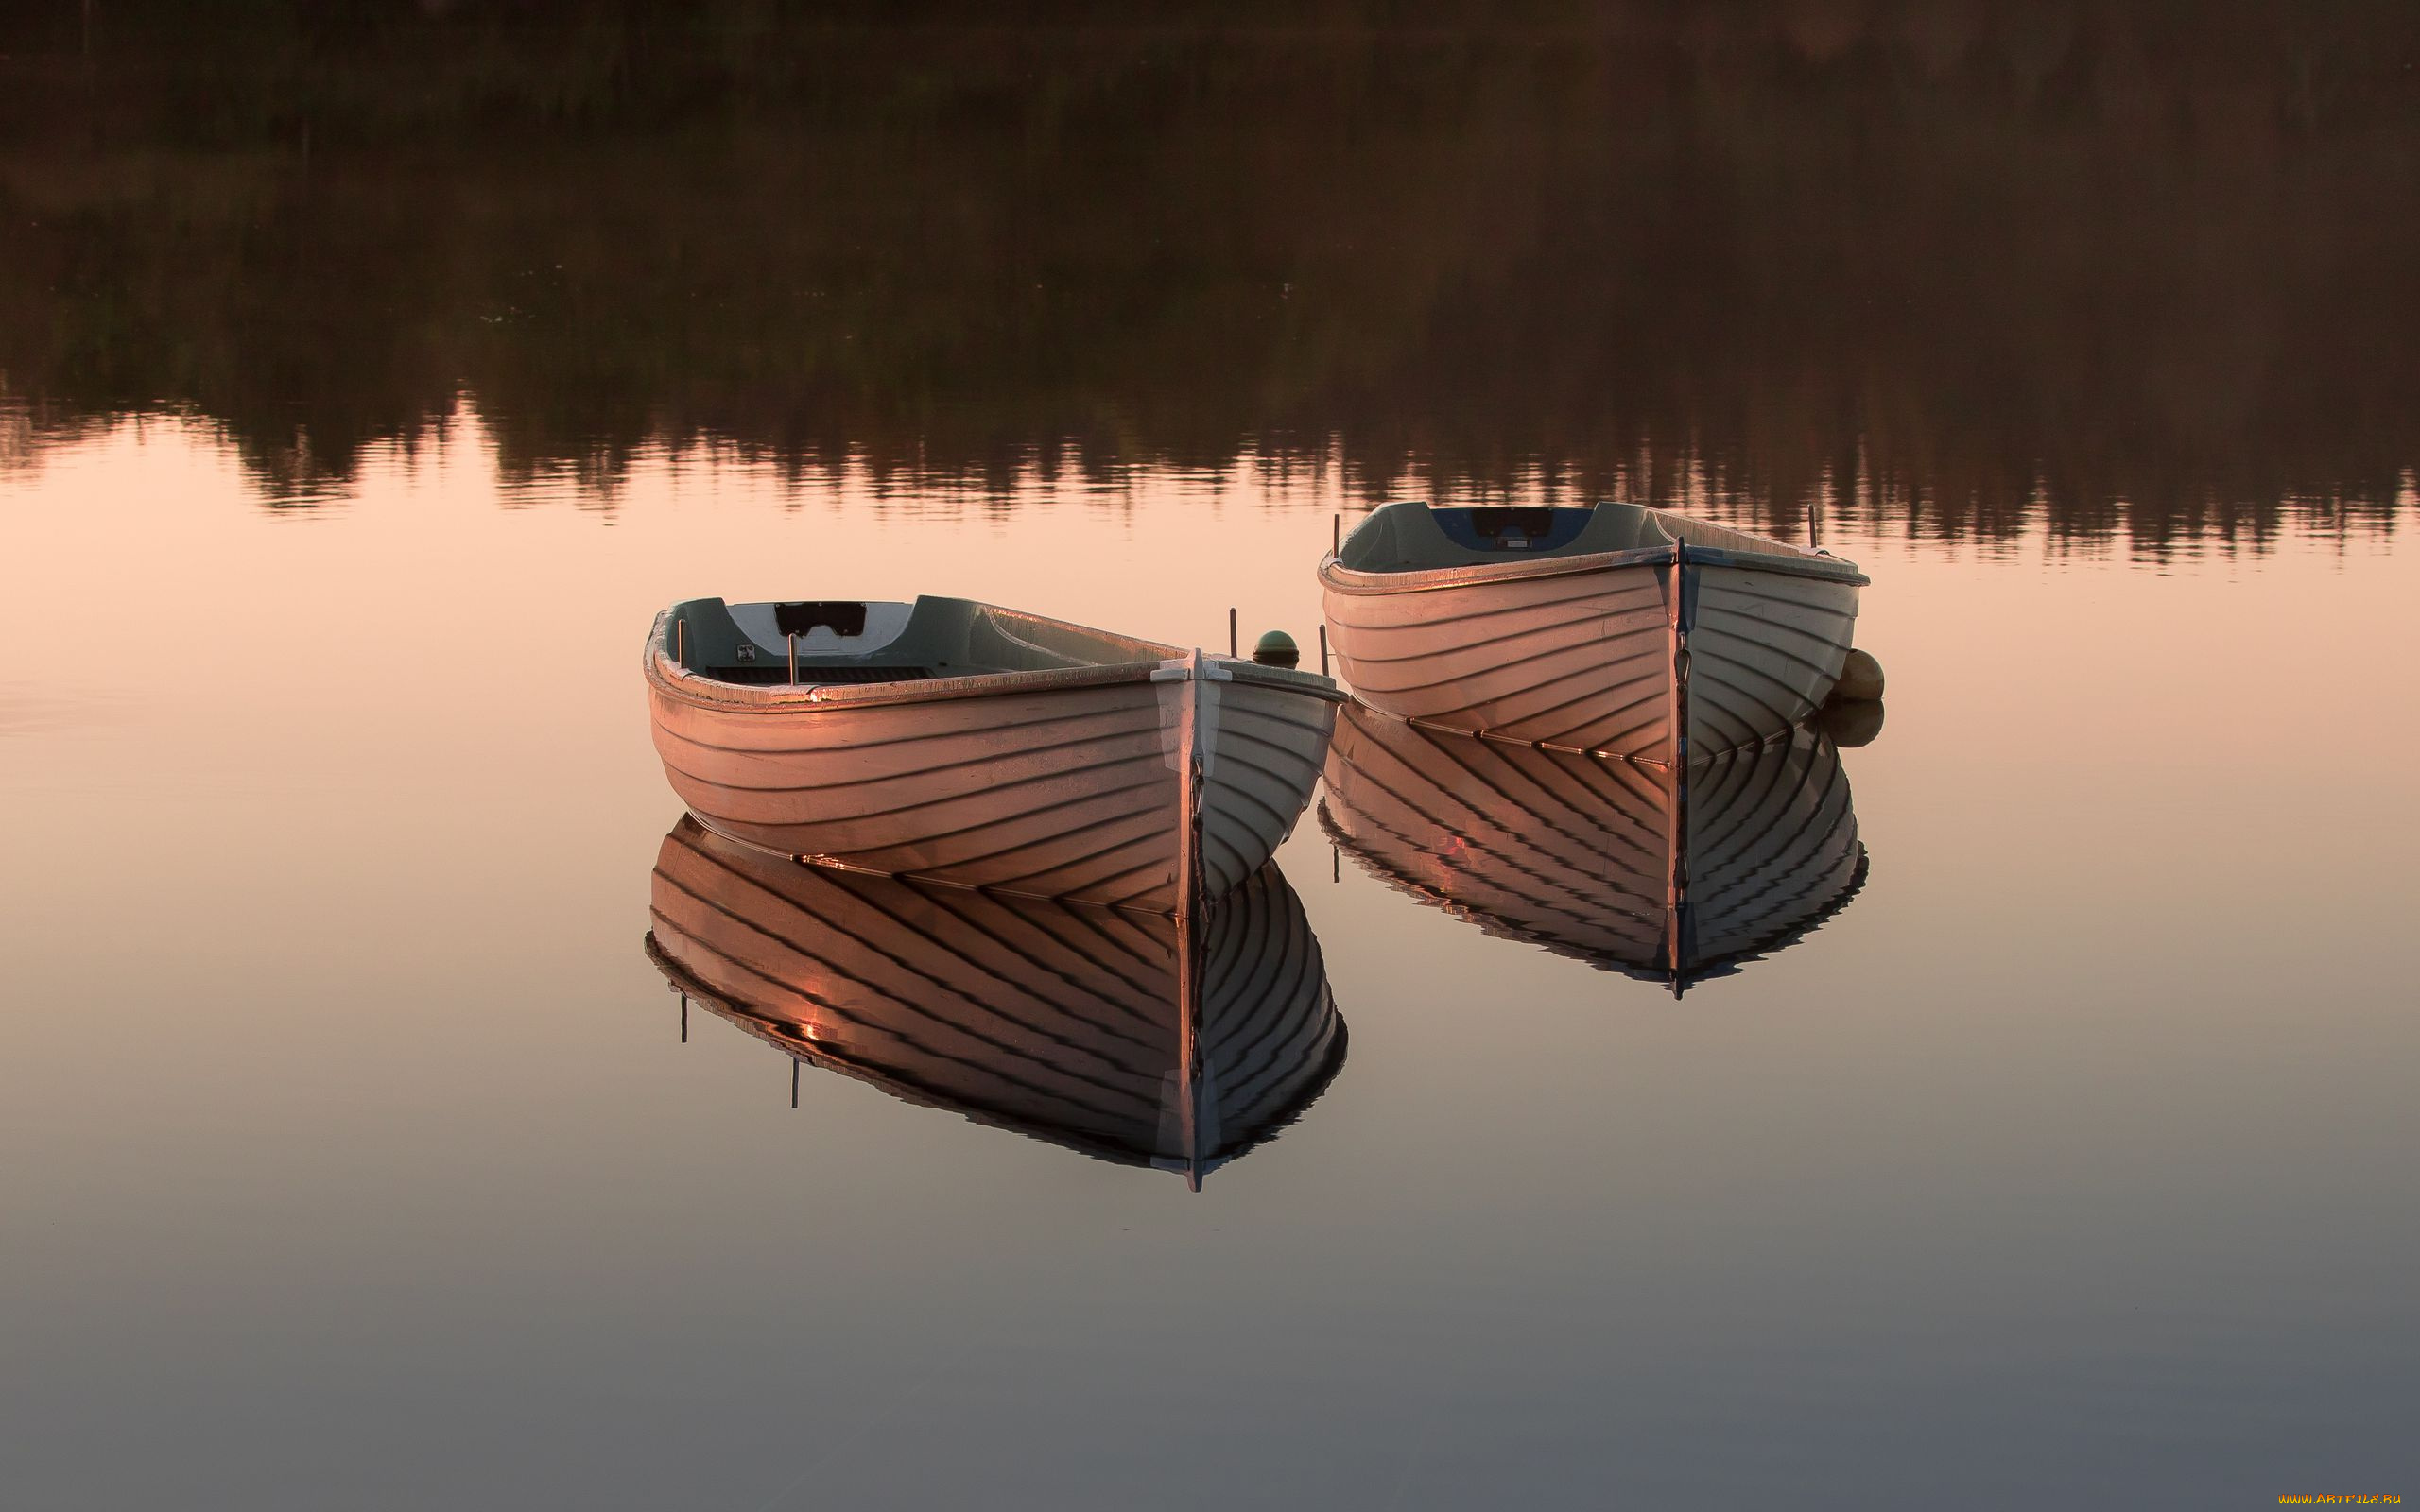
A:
664;594;1181;687
1335;499;1813;573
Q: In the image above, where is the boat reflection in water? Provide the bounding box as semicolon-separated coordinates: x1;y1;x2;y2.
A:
645;817;1347;1186
1320;704;1866;992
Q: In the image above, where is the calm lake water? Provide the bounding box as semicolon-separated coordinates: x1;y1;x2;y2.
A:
5;9;2418;1508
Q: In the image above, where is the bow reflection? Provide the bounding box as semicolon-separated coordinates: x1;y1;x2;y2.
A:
1321;706;1867;993
645;817;1346;1186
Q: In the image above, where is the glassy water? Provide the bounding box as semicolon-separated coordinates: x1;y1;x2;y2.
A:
4;9;2417;1508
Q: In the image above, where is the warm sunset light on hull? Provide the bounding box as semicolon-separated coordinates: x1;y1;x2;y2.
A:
645;600;1342;914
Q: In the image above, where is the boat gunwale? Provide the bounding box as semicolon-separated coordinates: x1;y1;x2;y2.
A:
646;609;1347;713
1318;541;1869;596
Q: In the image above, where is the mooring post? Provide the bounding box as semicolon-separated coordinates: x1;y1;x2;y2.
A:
1318;624;1329;676
787;632;799;684
791;1059;800;1108
680;994;687;1042
1333;512;1340;556
1228;608;1238;658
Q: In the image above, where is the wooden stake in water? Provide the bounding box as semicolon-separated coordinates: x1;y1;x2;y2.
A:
1318;624;1329;676
1228;608;1238;658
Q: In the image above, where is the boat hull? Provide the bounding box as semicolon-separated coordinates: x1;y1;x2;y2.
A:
647;618;1339;913
1685;559;1865;757
1319;703;1864;987
1321;540;1862;764
646;816;1346;1178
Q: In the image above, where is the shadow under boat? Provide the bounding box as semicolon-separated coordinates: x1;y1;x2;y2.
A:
1319;703;1867;992
645;816;1347;1186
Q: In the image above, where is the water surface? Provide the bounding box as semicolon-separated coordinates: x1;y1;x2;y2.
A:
4;9;2417;1508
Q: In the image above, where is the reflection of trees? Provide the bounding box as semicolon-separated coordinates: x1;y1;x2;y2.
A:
1;2;2415;548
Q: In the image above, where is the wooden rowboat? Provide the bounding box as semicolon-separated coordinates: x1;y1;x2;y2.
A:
646;816;1347;1186
1320;501;1868;765
646;595;1344;915
1319;703;1865;991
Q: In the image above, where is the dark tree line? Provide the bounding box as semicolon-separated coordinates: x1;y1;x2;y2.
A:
3;1;2416;548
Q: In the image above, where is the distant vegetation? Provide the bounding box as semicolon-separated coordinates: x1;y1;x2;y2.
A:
3;1;2416;547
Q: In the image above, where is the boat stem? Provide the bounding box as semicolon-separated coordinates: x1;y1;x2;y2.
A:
1172;649;1203;919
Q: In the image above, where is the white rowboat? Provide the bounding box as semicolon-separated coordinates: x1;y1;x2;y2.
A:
647;816;1347;1186
646;595;1344;915
1320;704;1865;991
1320;501;1868;765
